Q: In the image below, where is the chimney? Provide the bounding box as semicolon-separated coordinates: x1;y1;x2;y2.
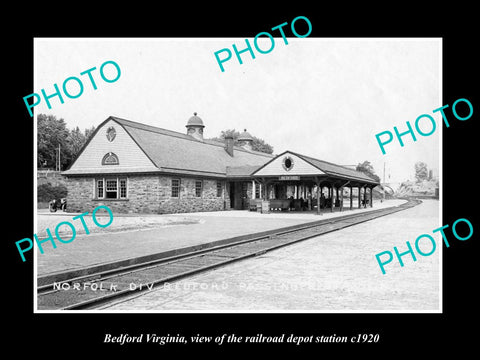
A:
225;135;234;156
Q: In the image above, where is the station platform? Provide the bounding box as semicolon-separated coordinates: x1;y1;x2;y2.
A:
36;199;407;281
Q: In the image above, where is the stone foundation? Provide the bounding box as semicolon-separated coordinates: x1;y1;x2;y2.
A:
64;175;232;214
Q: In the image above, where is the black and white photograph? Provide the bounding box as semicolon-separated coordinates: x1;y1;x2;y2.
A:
7;6;478;354
33;37;442;313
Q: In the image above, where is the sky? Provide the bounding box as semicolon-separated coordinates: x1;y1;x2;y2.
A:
34;37;441;184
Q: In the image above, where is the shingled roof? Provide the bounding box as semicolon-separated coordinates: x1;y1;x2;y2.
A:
251;150;379;184
296;152;379;183
63;116;378;186
64;116;274;178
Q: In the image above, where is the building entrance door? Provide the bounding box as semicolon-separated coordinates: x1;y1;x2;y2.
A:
229;181;248;210
229;182;235;209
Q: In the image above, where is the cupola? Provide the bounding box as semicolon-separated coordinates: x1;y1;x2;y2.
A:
238;129;254;151
186;112;205;141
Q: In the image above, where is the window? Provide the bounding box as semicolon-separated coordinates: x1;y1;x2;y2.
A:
97;180;104;198
102;152;119;165
171;179;180;197
195;180;203;197
95;177;127;199
120;179;127;198
216;181;223;197
106;179;118;198
255;183;261;199
282;156;294;171
241;182;248;198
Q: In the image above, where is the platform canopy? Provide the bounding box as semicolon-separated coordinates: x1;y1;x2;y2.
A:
249;150;380;214
251;150;379;188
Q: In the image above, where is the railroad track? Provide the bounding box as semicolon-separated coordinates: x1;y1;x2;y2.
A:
37;199;421;310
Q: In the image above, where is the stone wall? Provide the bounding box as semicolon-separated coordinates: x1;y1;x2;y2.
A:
65;174;231;214
157;176;230;214
65;177;95;213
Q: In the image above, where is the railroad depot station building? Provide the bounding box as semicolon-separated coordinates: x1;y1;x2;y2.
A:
62;113;379;215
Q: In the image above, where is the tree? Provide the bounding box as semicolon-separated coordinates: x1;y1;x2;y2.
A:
84;125;96;142
415;161;428;182
37;114;71;169
251;136;274;154
67;126;87;157
37;114;97;170
208;129;274;154
356;160;380;183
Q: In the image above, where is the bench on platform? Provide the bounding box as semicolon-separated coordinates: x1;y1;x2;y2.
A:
249;199;262;211
269;199;291;211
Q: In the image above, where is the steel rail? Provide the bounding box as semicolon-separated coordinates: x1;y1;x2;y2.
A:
37;199;421;310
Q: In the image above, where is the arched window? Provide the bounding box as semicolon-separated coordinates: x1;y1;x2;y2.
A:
102;152;119;165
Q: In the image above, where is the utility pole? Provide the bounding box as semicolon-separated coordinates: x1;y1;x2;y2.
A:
382;162;386;202
57;144;61;171
383;162;386;183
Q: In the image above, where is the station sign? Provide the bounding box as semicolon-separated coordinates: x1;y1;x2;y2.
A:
278;175;300;181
